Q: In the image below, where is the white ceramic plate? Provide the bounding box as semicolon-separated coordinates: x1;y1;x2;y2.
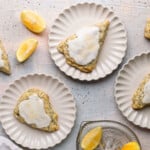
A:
49;3;127;81
0;74;76;149
115;52;150;129
0;136;22;150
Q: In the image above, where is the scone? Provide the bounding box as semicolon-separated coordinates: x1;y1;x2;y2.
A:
0;40;11;74
14;88;59;132
132;74;150;109
57;20;110;73
144;19;150;39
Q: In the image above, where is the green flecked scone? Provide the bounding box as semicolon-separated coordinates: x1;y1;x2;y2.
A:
57;20;110;73
0;40;11;74
14;88;59;132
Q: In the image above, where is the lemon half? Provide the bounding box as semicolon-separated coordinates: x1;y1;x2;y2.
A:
121;141;140;150
21;10;46;33
16;38;38;62
81;126;102;150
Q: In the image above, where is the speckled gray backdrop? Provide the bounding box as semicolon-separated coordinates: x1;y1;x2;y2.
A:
0;0;150;149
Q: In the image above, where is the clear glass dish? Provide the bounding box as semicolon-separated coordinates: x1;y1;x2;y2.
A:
76;120;141;150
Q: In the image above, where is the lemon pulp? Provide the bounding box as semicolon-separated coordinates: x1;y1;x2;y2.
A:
16;38;38;62
81;126;102;150
121;141;140;150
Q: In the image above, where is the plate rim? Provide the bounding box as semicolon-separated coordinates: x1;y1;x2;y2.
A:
115;52;150;129
48;2;127;81
0;73;76;149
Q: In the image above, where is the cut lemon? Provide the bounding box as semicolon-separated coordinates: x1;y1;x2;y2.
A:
16;38;38;62
121;141;140;150
81;126;102;150
21;10;46;33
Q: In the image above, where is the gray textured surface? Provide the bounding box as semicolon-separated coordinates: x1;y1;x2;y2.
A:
0;0;150;149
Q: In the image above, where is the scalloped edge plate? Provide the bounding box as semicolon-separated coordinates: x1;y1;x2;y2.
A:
49;2;127;81
115;52;150;129
0;74;76;149
0;136;22;150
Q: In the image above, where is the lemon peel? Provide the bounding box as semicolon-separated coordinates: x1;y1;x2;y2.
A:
21;10;46;33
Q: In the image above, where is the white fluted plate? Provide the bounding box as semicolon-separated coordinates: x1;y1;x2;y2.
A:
115;52;150;128
0;74;76;149
0;136;22;150
49;3;127;81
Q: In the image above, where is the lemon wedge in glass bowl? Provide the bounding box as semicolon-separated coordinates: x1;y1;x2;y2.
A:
121;142;140;150
81;126;102;150
77;121;141;150
16;38;38;63
21;10;46;33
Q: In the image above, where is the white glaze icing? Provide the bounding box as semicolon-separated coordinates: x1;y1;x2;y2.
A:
68;26;100;65
19;94;51;128
0;49;4;67
143;80;150;104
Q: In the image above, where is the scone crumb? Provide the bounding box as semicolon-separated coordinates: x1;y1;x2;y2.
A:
144;19;150;39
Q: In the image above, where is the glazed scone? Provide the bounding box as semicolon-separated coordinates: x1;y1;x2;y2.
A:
144;19;150;39
0;40;11;74
14;88;59;132
132;74;150;109
57;20;110;73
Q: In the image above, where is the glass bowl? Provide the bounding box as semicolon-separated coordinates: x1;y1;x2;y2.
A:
76;120;141;150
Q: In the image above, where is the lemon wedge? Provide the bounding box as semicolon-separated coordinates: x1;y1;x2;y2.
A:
21;10;46;33
16;38;38;62
81;126;102;150
121;141;140;150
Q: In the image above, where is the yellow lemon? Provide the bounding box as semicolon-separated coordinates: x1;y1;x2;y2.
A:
21;10;46;33
81;126;102;150
121;141;140;150
16;38;38;62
